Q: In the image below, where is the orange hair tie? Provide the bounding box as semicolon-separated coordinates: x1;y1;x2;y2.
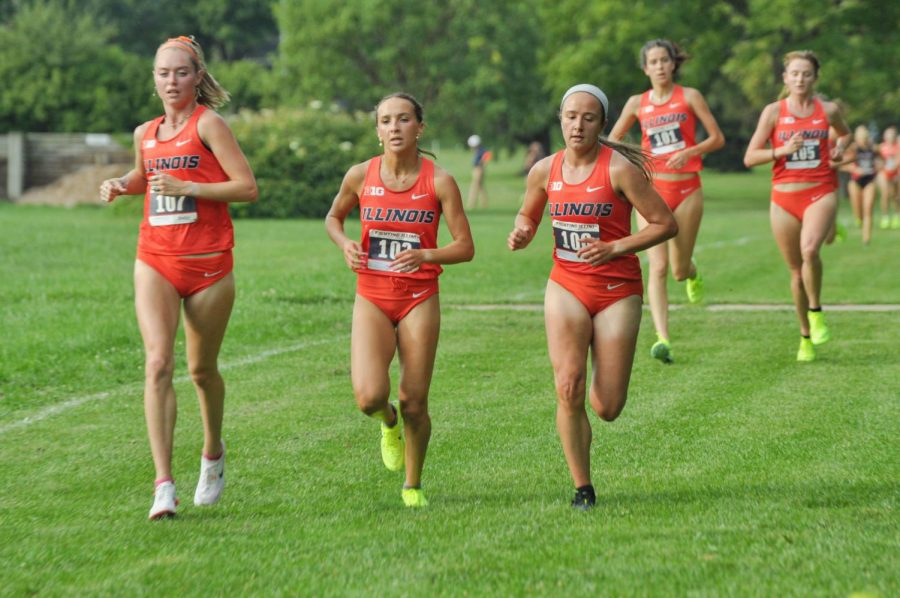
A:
159;36;199;61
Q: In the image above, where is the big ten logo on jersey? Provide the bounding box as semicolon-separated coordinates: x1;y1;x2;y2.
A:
367;229;421;271
549;181;563;191
364;186;385;196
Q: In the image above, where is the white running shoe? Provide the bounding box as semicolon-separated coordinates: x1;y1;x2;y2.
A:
194;441;225;506
149;481;177;520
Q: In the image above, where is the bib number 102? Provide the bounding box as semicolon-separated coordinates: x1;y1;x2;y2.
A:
374;238;413;259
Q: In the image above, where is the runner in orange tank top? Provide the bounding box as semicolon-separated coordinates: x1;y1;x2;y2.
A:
744;50;850;363
326;92;474;508
610;39;724;364
99;36;258;520
876;125;899;229
508;84;676;510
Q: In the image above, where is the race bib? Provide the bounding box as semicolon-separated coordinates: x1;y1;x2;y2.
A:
647;122;686;155
552;220;599;262
785;140;821;170
148;193;197;226
367;229;421;272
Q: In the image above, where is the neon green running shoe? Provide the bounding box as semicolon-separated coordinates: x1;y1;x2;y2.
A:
807;310;831;346
834;221;847;242
796;337;816;362
380;404;405;472
650;337;673;364
685;261;704;304
879;216;891;230
401;487;428;508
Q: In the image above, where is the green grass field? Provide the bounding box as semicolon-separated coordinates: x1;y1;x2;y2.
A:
1;150;897;596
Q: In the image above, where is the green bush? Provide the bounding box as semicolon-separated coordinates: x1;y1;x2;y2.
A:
208;59;277;114
229;107;376;218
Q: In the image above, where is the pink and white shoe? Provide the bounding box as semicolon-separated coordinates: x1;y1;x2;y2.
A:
194;442;225;506
149;481;178;520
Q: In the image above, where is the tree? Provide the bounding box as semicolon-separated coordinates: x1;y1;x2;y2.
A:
536;0;742;157
0;0;157;132
274;0;547;149
722;0;900;130
72;0;277;61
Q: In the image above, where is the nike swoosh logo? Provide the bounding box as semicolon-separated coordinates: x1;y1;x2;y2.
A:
586;186;605;192
411;193;428;200
812;119;824;124
203;270;223;278
681;187;694;194
412;290;428;298
607;282;625;290
176;139;191;146
669;103;680;108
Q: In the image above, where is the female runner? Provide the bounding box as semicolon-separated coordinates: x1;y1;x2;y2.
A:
743;50;850;362
100;35;258;519
610;39;724;364
508;84;676;509
326;93;474;508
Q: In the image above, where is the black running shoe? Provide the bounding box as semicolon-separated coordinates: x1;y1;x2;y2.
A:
571;486;596;511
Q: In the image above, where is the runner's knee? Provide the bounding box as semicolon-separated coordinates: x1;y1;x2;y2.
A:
589;390;625;421
554;369;586;411
353;385;389;415
189;362;221;389
398;396;429;423
144;353;174;385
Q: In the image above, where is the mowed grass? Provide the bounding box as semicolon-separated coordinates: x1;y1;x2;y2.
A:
0;151;898;595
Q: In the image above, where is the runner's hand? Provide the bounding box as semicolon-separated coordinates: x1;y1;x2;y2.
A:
99;177;127;203
507;226;533;250
576;238;616;266
391;249;425;273
342;240;366;271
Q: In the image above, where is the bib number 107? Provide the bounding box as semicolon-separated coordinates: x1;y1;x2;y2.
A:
155;195;188;213
148;192;198;226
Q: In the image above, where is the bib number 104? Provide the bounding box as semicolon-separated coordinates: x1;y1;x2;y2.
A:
557;230;595;251
552;220;600;263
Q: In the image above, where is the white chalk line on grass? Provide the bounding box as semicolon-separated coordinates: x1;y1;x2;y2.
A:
452;303;900;313
0;337;340;437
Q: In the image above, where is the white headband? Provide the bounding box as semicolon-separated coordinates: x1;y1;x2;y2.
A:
560;84;609;118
